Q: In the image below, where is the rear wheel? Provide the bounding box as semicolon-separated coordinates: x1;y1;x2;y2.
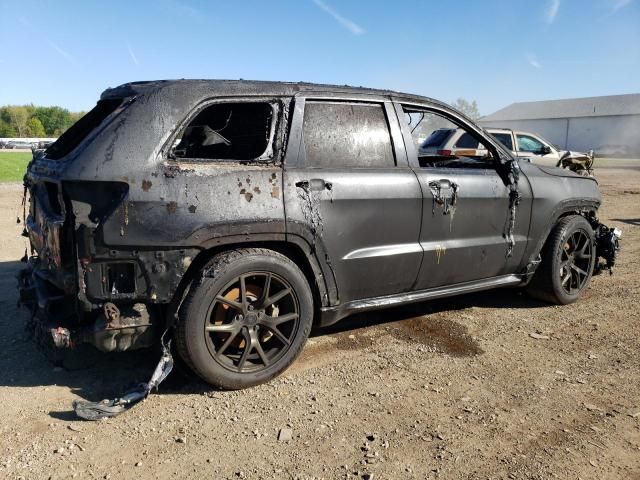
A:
176;248;313;389
526;215;596;305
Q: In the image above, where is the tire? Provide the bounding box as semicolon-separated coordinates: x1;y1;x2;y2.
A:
175;248;313;389
526;215;596;305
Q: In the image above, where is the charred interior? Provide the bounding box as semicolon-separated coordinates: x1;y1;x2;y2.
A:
172;102;274;161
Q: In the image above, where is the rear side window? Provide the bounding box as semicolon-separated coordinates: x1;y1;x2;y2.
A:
172;102;276;161
422;129;453;149
491;133;513;150
455;132;480;148
46;99;123;160
303;102;395;168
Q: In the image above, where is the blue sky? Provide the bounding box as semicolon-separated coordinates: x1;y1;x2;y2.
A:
1;0;638;115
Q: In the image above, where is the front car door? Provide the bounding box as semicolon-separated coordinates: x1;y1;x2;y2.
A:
283;94;423;304
394;101;533;290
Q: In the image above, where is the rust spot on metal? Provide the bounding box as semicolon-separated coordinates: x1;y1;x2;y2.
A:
253;187;261;194
142;180;153;192
166;201;178;214
271;186;280;199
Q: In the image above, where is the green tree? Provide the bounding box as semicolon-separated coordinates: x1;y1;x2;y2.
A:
0;105;84;137
5;106;29;137
452;98;481;121
26;117;46;137
33;106;74;136
0;121;17;137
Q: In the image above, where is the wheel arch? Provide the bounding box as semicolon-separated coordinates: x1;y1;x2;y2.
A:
529;198;599;264
165;236;331;328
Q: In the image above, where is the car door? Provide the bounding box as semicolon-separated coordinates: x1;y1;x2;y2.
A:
283;95;423;304
395;102;532;290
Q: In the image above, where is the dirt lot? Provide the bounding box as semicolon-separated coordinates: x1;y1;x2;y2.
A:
0;169;638;480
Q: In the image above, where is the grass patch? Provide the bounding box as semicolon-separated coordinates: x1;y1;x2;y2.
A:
0;151;31;182
594;157;640;168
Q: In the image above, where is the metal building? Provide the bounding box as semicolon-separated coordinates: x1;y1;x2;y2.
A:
480;93;640;157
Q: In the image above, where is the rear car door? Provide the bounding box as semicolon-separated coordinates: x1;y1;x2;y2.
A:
283;95;423;304
395;102;532;290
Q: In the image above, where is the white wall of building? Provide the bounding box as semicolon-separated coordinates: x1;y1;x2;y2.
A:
567;115;640;156
480;115;640;156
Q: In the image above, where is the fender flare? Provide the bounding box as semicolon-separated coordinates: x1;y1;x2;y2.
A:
528;198;600;263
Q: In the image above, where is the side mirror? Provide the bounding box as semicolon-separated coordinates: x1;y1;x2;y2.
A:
541;145;552;155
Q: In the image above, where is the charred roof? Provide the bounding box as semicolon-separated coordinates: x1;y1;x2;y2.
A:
100;79;446;106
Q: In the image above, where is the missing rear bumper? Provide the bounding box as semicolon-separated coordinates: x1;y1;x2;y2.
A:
17;258;157;354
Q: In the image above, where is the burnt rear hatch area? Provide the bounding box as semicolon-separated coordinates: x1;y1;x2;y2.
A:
18;96;159;354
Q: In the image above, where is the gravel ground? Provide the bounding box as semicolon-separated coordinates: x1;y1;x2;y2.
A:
0;169;638;480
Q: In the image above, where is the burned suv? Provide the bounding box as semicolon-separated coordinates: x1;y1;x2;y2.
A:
19;80;620;390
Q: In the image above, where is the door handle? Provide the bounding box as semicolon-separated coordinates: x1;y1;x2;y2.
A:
427;178;459;215
428;178;453;189
295;179;332;192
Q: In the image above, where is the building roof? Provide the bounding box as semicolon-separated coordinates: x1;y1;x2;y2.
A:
481;93;640;121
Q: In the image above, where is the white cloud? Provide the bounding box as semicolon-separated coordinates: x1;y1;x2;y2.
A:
46;39;78;65
612;0;633;12
127;42;139;65
311;0;365;35
527;54;542;69
545;0;560;24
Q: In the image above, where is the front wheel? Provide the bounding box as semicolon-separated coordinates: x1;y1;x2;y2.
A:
175;248;313;389
526;215;596;305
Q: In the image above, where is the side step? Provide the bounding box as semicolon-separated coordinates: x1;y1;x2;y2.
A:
319;274;525;326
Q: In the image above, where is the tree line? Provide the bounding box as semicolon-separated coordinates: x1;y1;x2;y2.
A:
0;105;85;138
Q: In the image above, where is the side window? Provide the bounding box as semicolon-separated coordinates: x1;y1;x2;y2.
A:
517;134;544;153
171;102;276;161
455;132;480;149
491;132;514;150
402;106;494;168
303;101;395;168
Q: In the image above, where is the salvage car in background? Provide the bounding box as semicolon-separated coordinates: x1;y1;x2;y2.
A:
420;126;594;168
18;80;620;396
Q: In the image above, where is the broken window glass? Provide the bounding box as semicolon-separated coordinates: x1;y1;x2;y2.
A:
171;102;275;161
46;99;124;160
303;101;395;168
402;106;494;169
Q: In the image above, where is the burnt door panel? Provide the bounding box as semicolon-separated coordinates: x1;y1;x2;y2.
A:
413;167;528;289
283;98;423;304
392;101;532;290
